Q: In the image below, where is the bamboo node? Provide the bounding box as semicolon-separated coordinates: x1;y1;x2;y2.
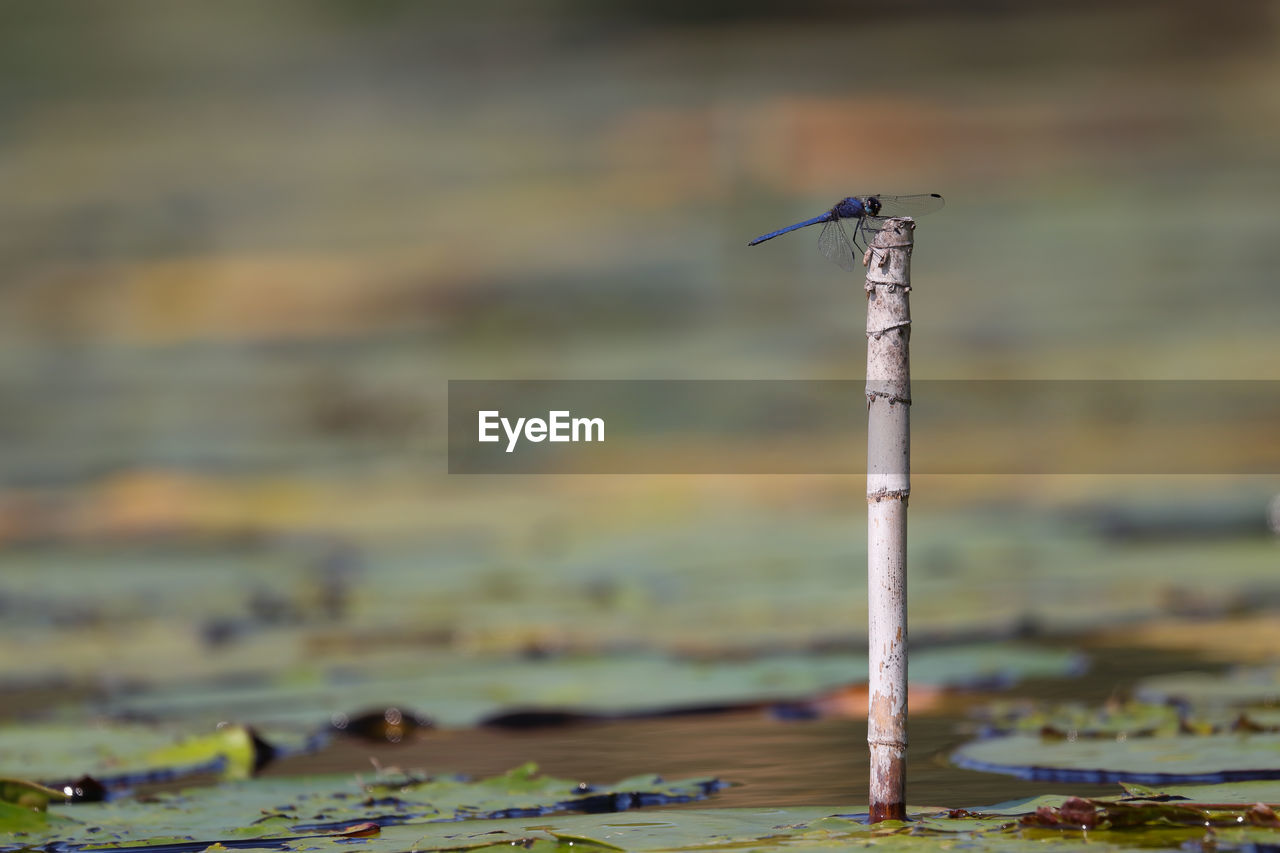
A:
863;242;913;265
865;389;911;405
866;488;910;503
864;277;910;291
867;321;911;338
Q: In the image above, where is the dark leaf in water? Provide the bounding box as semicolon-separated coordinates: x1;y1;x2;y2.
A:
329;708;434;743
60;775;107;803
480;709;601;729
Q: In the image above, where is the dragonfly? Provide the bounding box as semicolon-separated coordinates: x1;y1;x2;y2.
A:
747;193;944;270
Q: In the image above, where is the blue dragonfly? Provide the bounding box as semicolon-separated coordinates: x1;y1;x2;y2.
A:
748;193;944;270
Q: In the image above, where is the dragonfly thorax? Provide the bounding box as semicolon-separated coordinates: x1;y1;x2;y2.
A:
831;197;867;220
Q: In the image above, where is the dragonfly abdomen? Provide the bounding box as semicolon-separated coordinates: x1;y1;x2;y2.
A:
746;212;834;245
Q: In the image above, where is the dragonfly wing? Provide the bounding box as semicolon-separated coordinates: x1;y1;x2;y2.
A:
859;194;944;246
865;193;945;219
817;219;860;271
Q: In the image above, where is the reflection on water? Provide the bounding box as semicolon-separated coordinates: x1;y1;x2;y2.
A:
268;648;1198;809
270;711;1114;809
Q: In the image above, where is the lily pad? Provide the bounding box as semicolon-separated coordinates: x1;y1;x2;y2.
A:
1136;665;1280;709
92;643;1084;731
11;768;1280;852
1132;779;1280;803
0;723;264;789
0;779;61;811
3;502;1231;688
7;789;1280;853
953;731;1280;784
974;699;1280;739
0;764;725;850
977;700;1184;738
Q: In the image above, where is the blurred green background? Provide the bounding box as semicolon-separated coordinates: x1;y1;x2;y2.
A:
1;1;1278;699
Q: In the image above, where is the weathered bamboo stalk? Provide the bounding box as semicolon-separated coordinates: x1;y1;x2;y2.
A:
864;219;913;822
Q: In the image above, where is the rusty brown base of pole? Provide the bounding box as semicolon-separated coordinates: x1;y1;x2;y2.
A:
870;803;907;823
868;739;906;821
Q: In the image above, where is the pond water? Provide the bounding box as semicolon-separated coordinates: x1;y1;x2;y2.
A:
264;646;1204;809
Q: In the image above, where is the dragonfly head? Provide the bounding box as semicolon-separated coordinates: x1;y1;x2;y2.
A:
863;196;882;217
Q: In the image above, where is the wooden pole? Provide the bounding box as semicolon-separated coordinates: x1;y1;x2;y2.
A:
864;219;913;822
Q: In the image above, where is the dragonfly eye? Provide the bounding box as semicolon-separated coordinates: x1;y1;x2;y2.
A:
865;197;882;216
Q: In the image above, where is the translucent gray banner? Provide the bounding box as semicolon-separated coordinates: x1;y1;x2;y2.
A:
448;380;1280;474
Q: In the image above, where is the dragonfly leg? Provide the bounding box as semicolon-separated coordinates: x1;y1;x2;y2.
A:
861;218;880;252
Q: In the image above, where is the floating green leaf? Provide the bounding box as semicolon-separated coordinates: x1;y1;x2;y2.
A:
0;723;264;787
0;765;723;851
0;801;52;834
0;779;74;834
1137;666;1280;709
975;699;1280;739
1139;779;1280;803
954;731;1280;784
978;700;1184;738
0;779;61;811
91;643;1083;732
9;773;1280;852
9;800;1280;853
